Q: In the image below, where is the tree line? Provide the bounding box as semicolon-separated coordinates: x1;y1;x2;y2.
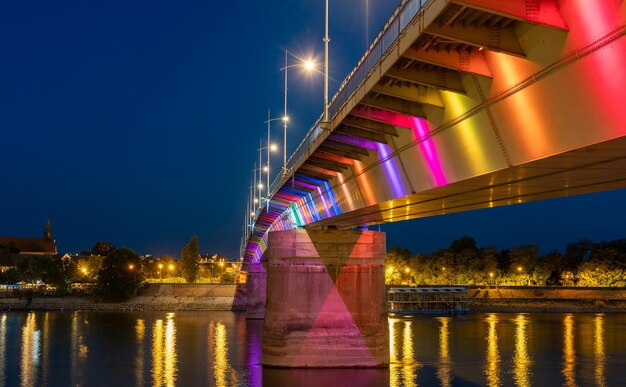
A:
0;236;209;301
386;236;626;287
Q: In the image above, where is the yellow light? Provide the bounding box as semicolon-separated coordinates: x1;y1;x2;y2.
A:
270;144;278;152
489;272;494;278
129;264;134;270
282;116;289;122
253;198;259;203
442;267;446;271
517;266;522;272
404;268;410;273
219;262;224;267
158;264;163;269
257;183;263;189
304;59;315;71
387;267;394;272
262;166;269;172
81;267;87;274
168;264;174;271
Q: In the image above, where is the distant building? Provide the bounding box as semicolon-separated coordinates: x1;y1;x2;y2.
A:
0;220;58;271
0;219;57;255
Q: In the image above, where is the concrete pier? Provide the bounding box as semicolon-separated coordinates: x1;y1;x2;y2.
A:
262;229;389;367
245;262;267;319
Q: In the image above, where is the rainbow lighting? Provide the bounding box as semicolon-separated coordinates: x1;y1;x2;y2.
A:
245;0;626;263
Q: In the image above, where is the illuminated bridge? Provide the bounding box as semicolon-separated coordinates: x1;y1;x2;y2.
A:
243;0;626;367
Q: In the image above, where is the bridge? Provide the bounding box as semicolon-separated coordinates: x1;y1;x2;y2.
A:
242;0;626;367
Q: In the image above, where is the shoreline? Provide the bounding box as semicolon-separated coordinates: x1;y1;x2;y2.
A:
1;284;625;313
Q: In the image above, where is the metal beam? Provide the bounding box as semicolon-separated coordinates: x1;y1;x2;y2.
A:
451;0;568;30
402;47;492;77
386;66;466;94
360;94;428;118
371;82;444;107
343;115;400;136
307;156;351;172
424;22;526;58
322;139;371;156
336;125;388;144
317;144;364;161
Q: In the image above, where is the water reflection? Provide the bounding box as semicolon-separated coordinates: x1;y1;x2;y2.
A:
485;314;500;387
20;313;41;387
389;318;418;387
152;313;177;387
70;312;89;386
437;317;451;387
209;321;237;387
0;311;623;386
513;314;531;387
594;314;606;387
0;314;6;386
40;313;49;386
562;314;576;386
136;319;145;387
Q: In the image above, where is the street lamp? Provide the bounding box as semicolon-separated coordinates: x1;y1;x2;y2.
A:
158;263;163;280
489;272;494;287
279;49;316;177
323;0;330;123
264;109;284;210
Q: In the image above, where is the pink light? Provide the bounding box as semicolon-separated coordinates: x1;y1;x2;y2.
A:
411;117;447;186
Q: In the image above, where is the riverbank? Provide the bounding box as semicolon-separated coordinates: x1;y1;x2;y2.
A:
2;284;626;313
0;283;247;312
467;286;626;313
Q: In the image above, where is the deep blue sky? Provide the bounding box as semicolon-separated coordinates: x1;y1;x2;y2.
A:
1;0;624;258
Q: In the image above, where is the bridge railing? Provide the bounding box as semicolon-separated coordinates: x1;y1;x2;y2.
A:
266;0;431;208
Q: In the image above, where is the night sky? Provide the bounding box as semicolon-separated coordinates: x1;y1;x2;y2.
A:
2;1;625;258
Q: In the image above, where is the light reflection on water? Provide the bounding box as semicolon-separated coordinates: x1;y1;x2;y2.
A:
20;313;40;387
485;313;500;387
152;313;177;387
513;313;531;387
562;314;576;387
594;314;606;387
0;314;6;386
436;317;451;387
0;311;624;386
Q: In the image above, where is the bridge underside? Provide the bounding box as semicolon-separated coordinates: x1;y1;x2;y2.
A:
309;135;626;228
246;0;626;261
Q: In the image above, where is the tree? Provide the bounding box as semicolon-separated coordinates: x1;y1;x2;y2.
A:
92;242;116;257
45;255;76;295
385;246;412;284
180;237;200;283
97;248;144;301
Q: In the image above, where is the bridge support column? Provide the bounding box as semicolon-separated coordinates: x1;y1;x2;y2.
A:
262;229;388;367
245;262;267;319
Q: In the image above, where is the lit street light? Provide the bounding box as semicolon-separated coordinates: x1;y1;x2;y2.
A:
264;109;284;210
279;49;316;177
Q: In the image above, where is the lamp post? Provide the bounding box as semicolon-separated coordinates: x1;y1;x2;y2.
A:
323;0;330;123
279;50;315;177
264;109;283;210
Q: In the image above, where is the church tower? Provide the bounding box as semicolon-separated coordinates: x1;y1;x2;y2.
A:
43;219;53;241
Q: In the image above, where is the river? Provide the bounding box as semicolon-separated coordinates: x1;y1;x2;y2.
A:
0;311;624;386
